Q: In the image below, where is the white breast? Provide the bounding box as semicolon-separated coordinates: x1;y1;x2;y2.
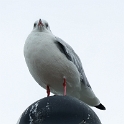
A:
24;32;80;95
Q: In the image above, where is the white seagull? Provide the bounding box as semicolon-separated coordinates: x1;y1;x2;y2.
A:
24;19;106;110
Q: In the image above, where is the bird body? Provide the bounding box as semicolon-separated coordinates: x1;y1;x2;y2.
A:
24;19;106;110
24;32;80;96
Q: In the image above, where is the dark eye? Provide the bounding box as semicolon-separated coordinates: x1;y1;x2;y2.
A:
34;23;37;27
45;23;48;28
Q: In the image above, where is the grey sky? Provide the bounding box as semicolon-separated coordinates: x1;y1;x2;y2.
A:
0;0;124;123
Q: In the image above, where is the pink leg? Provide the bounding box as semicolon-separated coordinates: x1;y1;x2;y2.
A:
63;77;66;96
47;85;50;97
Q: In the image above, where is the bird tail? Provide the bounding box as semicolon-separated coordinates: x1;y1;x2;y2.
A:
79;83;106;110
79;83;100;107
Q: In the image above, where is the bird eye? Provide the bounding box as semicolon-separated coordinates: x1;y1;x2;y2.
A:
34;23;37;27
45;23;48;28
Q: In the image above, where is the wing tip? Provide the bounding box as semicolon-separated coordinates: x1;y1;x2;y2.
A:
95;103;106;110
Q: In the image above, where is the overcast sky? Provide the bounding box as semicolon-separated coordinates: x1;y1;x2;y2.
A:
0;0;124;123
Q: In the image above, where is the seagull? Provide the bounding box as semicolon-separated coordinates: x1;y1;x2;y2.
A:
24;19;106;110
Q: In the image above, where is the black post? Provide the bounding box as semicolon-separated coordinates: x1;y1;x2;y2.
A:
17;96;101;124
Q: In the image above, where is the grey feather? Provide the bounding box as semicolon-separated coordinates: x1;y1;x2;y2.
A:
55;37;91;88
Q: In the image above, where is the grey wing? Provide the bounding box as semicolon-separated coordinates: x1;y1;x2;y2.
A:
55;37;91;88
